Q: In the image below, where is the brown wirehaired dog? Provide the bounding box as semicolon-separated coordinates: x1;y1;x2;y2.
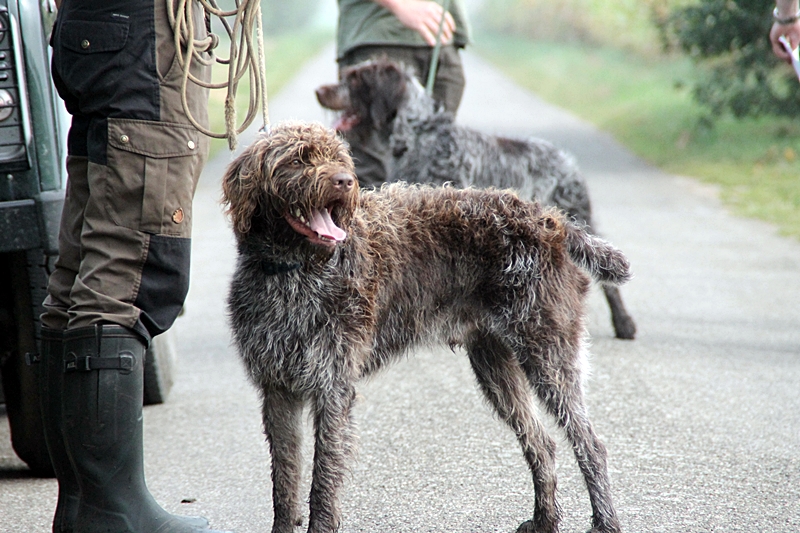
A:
222;121;626;533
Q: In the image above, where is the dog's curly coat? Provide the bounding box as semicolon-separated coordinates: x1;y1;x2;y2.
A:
315;58;637;340
223;121;626;533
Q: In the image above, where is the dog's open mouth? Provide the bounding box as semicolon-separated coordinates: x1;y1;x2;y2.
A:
284;206;347;248
332;112;360;132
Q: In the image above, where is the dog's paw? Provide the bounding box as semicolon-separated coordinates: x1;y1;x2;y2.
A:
269;514;303;533
587;517;622;533
613;314;637;340
516;519;557;533
516;521;535;533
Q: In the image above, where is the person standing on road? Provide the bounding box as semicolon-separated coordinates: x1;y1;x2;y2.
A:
38;0;234;532
770;0;800;61
336;0;472;185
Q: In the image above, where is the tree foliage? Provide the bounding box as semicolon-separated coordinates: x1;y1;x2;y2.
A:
659;0;800;119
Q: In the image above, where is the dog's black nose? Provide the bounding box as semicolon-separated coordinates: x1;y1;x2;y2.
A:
332;173;355;192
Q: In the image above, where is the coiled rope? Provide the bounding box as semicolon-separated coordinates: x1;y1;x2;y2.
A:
166;0;269;150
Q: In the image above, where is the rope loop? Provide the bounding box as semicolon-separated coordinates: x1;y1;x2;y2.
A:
165;0;269;150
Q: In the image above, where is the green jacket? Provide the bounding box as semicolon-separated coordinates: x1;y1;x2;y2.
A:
337;0;471;59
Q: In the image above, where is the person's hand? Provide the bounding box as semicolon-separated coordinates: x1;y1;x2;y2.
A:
378;0;456;47
771;20;800;63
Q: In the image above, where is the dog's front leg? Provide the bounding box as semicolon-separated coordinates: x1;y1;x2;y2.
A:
308;385;358;533
262;386;306;533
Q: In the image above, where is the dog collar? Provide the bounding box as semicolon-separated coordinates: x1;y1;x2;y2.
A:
260;259;301;276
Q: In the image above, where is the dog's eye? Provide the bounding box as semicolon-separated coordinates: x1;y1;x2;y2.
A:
290;159;303;167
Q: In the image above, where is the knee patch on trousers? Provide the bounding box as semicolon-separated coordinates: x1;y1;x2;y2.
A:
134;234;191;338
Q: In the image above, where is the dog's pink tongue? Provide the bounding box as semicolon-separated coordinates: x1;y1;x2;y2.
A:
333;113;359;132
309;208;347;242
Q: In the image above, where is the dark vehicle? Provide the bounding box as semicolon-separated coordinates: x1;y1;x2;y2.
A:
0;0;175;475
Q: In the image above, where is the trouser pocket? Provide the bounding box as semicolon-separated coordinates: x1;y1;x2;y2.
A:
101;118;206;237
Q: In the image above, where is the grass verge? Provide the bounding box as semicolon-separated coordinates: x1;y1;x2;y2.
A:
206;28;333;156
474;33;800;240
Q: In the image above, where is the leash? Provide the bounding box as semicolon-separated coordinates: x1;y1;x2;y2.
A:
166;0;269;150
425;0;451;97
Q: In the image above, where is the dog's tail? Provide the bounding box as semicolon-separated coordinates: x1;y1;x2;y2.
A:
565;223;632;285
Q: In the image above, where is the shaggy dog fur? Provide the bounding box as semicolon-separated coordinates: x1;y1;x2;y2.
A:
223;121;626;533
315;58;637;340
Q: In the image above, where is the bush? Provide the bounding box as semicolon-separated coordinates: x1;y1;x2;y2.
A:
658;0;800;120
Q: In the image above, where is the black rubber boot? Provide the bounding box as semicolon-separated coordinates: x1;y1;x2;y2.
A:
40;326;80;533
62;325;231;533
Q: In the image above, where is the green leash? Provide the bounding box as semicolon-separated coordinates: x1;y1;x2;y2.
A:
425;0;451;96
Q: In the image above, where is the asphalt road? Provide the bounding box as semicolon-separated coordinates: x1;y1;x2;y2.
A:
2;46;799;533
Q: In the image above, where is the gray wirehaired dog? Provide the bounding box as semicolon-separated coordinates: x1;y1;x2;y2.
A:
223;121;626;533
315;58;636;340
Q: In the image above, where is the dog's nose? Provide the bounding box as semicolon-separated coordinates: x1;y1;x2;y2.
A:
316;85;339;108
332;173;355;192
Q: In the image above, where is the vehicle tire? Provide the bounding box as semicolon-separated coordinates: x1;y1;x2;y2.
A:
0;250;55;477
143;329;176;406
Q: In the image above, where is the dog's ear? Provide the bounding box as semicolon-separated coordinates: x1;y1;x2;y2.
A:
221;144;263;237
